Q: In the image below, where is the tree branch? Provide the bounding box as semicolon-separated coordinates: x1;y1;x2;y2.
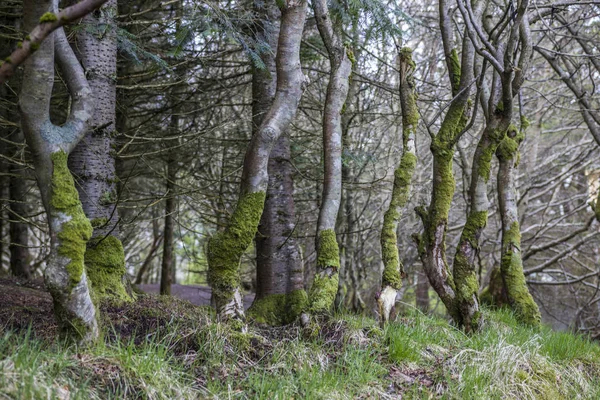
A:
0;0;109;84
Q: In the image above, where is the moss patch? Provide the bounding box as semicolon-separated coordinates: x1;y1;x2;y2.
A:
381;153;417;289
207;192;266;308
247;290;308;326
316;229;340;269
39;12;58;23
51;151;93;288
501;222;541;326
308;271;339;314
85;235;133;304
460;210;488;248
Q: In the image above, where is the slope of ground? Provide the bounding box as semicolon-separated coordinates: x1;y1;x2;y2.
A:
1;277;600;399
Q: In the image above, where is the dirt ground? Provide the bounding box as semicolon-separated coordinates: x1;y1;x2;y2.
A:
0;277;254;340
137;283;255;308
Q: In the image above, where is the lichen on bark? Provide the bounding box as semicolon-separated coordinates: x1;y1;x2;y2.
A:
207;191;266;311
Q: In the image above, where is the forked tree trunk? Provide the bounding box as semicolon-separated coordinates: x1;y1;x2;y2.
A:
248;2;307;325
19;0;98;342
69;0;132;303
378;47;418;324
453;114;510;332
307;0;352;315
415;0;481;326
207;0;307;321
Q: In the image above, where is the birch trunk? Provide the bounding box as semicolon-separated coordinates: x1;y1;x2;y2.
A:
19;0;98;342
207;0;307;321
378;48;418;324
307;0;352;315
496;123;540;325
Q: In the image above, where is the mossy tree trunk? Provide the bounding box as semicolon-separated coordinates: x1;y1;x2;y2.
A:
452;1;532;331
495;122;541;325
415;0;481;327
307;0;352;315
418;0;532;331
68;0;132;304
378;47;418;325
248;2;307;325
453;118;509;332
19;0;98;342
207;0;307;321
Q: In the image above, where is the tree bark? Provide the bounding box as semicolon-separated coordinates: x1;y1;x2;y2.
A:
378;48;418;324
495;122;540;325
415;268;430;312
9;144;30;279
160;150;177;295
0;0;109;83
248;1;307;325
19;0;98;343
69;0;132;303
207;0;307;321
307;0;353;315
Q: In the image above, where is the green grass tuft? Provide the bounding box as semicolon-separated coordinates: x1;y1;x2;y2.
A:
2;299;600;399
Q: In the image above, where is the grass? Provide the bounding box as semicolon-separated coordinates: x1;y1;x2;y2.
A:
1;297;600;399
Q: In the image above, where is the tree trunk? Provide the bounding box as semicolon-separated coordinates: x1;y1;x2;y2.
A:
207;0;307;321
415;268;430;312
160;151;176;295
307;0;352;315
68;0;131;303
19;0;98;343
496;122;540;325
248;1;307;325
453;118;508;332
9;144;31;279
416;11;479;326
377;47;418;324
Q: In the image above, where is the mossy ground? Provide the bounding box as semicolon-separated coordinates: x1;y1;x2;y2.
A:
2;279;599;400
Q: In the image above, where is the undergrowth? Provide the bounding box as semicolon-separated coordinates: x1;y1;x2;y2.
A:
1;296;600;399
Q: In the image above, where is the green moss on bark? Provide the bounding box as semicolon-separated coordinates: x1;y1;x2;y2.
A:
247;290;308;325
448;48;461;93
207;192;266;306
39;12;58;23
85;235;133;303
308;270;339;314
51;151;93;288
501;222;541;326
381;153;417;289
316;229;340;269
461;210;488;248
90;218;108;229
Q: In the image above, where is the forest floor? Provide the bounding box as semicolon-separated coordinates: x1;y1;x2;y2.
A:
1;277;600;399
